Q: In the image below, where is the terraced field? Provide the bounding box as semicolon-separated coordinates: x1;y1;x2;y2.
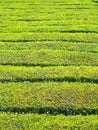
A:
0;0;98;129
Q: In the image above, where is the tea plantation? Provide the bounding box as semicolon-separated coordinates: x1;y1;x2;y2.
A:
0;0;98;129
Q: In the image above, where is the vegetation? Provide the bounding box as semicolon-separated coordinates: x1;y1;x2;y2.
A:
0;66;97;82
0;41;98;53
0;50;98;66
0;33;98;43
0;113;98;130
0;0;98;129
0;82;98;115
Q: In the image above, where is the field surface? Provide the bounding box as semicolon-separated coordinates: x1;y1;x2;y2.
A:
0;0;98;129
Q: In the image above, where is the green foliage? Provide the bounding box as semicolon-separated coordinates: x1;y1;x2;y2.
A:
0;66;97;82
0;113;98;130
0;33;98;43
0;50;98;66
0;41;98;53
0;82;98;115
0;0;98;129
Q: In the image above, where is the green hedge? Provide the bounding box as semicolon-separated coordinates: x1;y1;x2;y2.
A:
0;50;97;66
0;82;98;114
0;33;98;42
0;42;98;53
0;66;97;83
0;113;98;130
1;25;98;33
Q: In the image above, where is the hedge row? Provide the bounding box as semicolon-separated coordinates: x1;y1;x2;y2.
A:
0;33;98;43
1;4;97;11
0;50;98;66
1;20;98;27
1;9;98;16
0;42;98;53
0;66;97;83
1;25;98;33
0;82;98;114
1;13;98;21
0;113;98;130
0;0;94;4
